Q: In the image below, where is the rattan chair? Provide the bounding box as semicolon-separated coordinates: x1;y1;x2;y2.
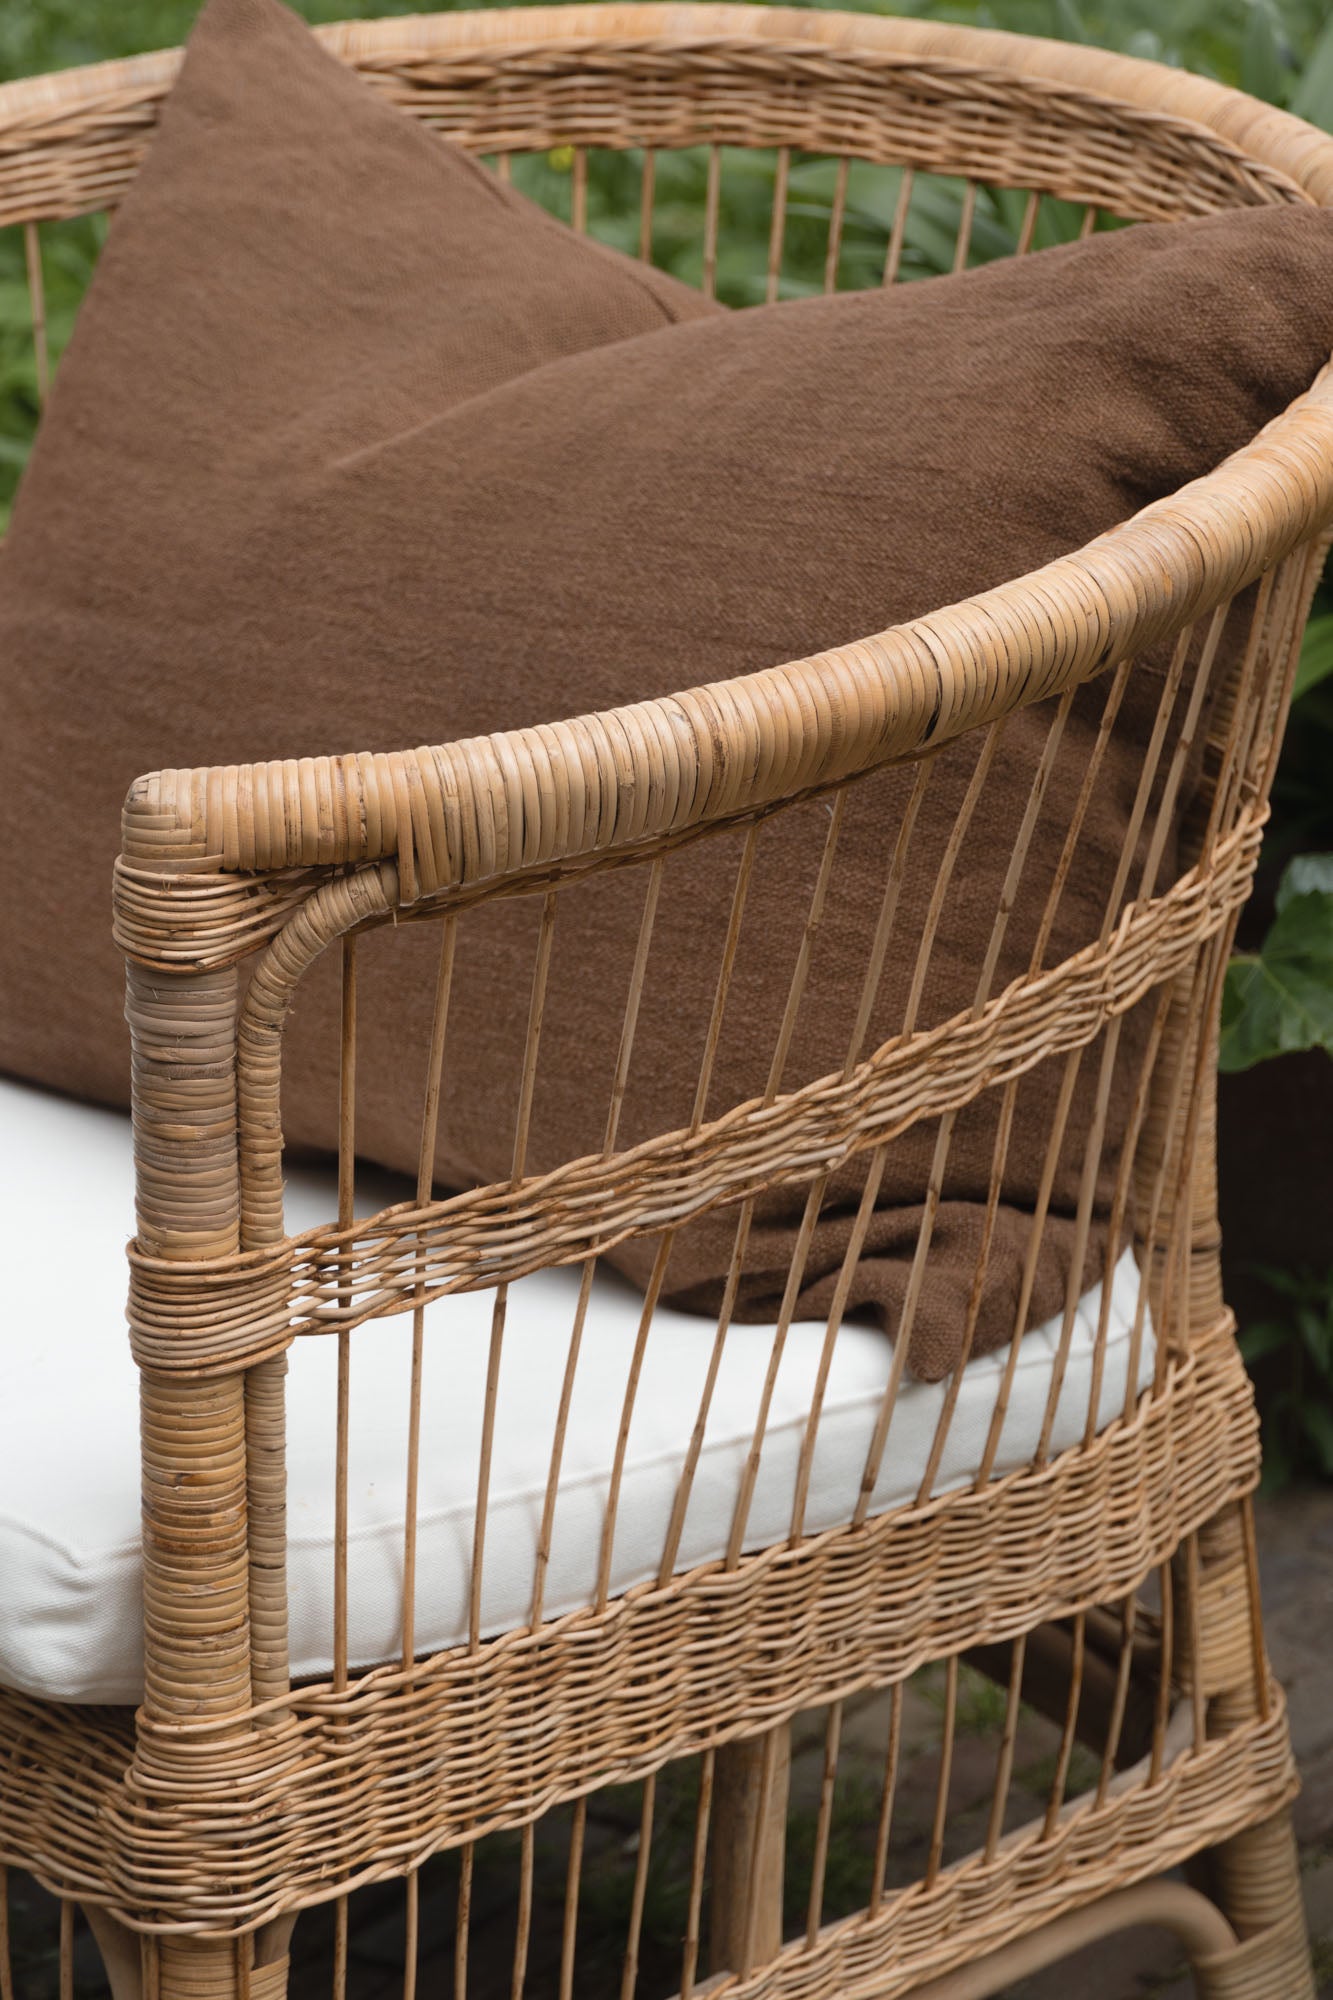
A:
2;7;1330;1997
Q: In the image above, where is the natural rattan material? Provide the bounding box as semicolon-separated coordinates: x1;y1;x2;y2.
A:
0;8;1325;1998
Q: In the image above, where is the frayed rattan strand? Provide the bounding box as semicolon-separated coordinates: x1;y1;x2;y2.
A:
638;147;654;262
532;861;661;1627
767;144;790;302
558;1798;587;2000
468;891;558;1652
619;1776;657;2000
495;150;511;183
1041;1613;1088;1840
1015;186;1040;255
571;143;587;231
824;154;849;291
511;1828;533;2000
702;141;720;297
1079;200;1099;238
926;1657;959;1887
952;177;976;271
403;920;458;1668
881;164;913;283
983;1637;1028;1862
24;220;48;404
868;1683;905;1916
680;1751;715;2000
806;1704;843;1944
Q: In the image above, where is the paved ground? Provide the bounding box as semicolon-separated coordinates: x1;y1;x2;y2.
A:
8;1488;1333;1998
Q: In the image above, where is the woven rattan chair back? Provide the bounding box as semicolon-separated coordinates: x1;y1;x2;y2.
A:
2;10;1331;1998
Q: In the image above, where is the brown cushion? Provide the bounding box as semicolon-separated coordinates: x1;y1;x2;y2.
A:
4;0;1333;1379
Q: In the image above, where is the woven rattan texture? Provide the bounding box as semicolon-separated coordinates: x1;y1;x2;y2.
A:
3;9;1331;1996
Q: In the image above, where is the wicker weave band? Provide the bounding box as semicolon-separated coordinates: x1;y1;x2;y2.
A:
127;1244;296;1376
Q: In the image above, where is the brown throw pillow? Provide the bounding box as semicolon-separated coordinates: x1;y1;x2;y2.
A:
4;0;1333;1379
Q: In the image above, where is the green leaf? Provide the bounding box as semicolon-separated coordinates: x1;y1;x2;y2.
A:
1219;854;1333;1070
1240;1319;1295;1365
1298;1303;1333;1375
1295;1400;1333;1476
1295;614;1333;702
1241;4;1287;106
1277;852;1333;911
1290;12;1333;130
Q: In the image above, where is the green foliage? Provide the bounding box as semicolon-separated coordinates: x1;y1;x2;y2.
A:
1241;1266;1333;1486
1221;855;1333;1071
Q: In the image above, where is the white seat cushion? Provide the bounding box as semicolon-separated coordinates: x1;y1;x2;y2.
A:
0;1076;1153;1703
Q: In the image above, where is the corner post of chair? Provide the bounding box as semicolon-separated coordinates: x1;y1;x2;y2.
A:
126;954;254;1721
1153;542;1322;1997
115;773;295;2000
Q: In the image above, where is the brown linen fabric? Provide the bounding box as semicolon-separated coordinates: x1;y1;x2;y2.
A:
5;0;1333;1377
0;0;716;1089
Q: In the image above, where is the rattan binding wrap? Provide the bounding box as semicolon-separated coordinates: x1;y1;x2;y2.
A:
1;9;1329;1998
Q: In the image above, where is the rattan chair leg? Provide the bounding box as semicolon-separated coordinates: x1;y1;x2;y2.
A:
708;1724;791;1977
83;1906;145;2000
1174;1502;1316;1997
156;1939;289;2000
1189;1810;1315;1999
